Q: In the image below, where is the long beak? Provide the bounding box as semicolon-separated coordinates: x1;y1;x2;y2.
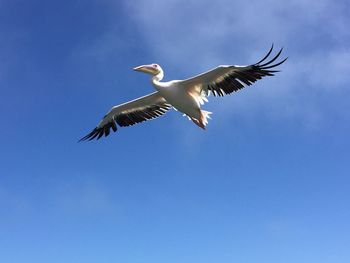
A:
133;64;156;74
133;65;145;71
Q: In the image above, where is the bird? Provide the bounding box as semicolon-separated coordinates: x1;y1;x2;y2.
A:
79;45;287;141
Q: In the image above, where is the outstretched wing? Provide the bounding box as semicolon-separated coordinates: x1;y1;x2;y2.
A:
181;45;287;97
79;92;171;141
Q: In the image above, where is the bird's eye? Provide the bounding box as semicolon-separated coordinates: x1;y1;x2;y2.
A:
153;64;158;68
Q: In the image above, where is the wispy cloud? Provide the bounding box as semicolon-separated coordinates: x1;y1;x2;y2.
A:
72;0;349;140
123;0;348;65
121;0;349;132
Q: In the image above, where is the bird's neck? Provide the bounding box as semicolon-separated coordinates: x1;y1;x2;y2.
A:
151;71;164;86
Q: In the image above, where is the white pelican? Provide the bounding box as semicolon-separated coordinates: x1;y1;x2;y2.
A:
80;45;287;141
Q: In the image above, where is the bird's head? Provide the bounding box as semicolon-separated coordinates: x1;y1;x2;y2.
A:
133;63;162;76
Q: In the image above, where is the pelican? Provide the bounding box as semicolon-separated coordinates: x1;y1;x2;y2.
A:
79;45;287;141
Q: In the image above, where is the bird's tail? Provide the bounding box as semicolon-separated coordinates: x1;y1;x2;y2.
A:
187;110;212;130
200;110;212;128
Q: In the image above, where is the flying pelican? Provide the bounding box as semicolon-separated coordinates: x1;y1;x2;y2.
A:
79;45;287;141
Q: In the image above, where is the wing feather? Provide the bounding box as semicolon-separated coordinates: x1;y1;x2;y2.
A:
79;92;171;141
181;45;287;98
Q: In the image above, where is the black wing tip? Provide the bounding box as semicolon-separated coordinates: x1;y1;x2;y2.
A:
255;43;274;65
262;56;288;70
254;45;287;69
78;128;99;142
78;123;118;142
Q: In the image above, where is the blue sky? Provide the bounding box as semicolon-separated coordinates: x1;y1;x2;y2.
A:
1;0;349;262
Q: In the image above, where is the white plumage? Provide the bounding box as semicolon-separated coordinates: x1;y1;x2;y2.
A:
80;45;287;141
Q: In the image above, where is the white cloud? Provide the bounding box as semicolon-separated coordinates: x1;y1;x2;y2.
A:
121;0;349;132
123;0;348;65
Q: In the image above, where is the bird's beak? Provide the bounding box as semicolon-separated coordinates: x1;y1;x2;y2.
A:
133;64;157;74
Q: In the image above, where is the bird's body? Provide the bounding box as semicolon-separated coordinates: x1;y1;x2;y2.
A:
80;45;287;141
153;79;204;125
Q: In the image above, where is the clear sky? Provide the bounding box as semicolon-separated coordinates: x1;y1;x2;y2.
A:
1;0;349;262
